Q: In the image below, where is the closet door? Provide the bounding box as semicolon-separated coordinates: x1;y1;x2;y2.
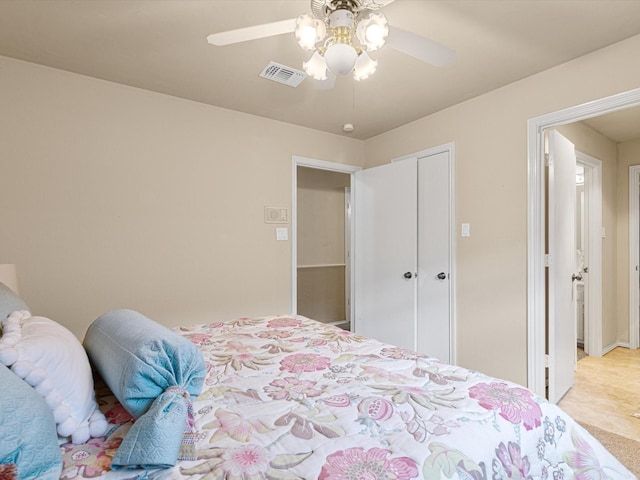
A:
354;159;418;350
417;151;451;362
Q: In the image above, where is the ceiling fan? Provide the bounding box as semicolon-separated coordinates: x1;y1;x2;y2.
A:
207;0;455;83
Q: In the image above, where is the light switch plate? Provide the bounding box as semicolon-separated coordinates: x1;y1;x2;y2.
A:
276;227;288;241
461;223;471;237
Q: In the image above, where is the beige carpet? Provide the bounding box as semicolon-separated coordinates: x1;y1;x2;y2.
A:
580;422;640;477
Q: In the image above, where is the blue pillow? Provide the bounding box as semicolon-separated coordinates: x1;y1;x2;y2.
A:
0;363;62;480
84;309;206;469
84;309;206;417
0;281;28;321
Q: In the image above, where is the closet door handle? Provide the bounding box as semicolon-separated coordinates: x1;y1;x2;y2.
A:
403;272;413;279
437;272;447;280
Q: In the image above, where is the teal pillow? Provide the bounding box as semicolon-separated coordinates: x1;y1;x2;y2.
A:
84;309;206;469
0;363;62;480
84;309;206;418
0;281;28;321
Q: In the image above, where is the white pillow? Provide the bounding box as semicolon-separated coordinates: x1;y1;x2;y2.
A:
0;310;108;444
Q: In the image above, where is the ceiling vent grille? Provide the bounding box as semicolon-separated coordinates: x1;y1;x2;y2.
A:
259;62;307;87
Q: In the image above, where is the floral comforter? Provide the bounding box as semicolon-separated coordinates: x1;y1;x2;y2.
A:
61;315;635;479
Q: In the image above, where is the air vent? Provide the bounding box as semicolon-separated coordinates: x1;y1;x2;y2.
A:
259;62;307;87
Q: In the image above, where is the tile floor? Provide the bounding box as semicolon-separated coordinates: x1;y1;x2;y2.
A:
558;347;640;441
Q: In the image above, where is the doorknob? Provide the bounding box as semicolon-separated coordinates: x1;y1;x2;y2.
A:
437;272;447;280
572;273;583;282
403;272;413;279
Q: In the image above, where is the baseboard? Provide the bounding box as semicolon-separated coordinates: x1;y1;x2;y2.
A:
601;341;629;356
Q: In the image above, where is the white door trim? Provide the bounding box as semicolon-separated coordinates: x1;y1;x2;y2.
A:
576;151;603;357
629;166;640;349
527;88;640;398
392;142;457;364
291;156;361;319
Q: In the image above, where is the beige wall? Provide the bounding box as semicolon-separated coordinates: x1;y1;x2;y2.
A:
557;122;619;347
3;32;640;387
296;167;350;266
363;34;640;384
0;56;364;339
616;138;640;344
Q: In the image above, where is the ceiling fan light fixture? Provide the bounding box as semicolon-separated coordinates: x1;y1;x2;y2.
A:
303;50;328;80
353;51;377;81
327;8;355;29
324;43;358;76
295;14;326;50
356;13;389;51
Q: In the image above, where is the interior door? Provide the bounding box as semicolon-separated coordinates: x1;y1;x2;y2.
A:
417;152;451;362
548;129;577;403
354;159;418;350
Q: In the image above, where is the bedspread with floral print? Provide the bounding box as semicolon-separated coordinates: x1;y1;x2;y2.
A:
60;315;635;479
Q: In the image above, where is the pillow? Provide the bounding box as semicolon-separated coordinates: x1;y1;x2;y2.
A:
84;309;207;469
84;309;206;418
0;281;28;322
0;310;108;444
0;363;62;480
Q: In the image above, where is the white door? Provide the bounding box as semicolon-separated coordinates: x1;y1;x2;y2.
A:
417;152;451;361
354;159;417;350
548;129;577;403
354;151;451;359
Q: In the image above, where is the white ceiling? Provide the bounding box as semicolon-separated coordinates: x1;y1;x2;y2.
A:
1;0;640;141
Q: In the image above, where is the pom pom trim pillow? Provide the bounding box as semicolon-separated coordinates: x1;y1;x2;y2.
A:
0;310;108;444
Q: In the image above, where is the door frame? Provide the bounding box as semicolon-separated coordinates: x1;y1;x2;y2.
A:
527;88;640;398
291;156;361;321
392;142;456;363
629;165;640;349
575;151;603;358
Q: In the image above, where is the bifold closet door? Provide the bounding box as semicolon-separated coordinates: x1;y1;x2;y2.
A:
354;159;418;350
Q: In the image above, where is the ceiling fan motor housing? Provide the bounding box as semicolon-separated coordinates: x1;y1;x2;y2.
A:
328;9;355;29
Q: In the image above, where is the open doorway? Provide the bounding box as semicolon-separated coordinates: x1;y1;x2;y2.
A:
575;164;587;358
544;133;602;403
528;88;640;400
574;151;603;360
296;166;351;329
291;156;360;330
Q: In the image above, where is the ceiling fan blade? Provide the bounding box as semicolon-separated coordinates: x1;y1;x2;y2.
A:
386;26;455;67
207;18;297;46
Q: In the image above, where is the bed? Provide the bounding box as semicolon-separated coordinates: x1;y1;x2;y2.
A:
0;283;636;479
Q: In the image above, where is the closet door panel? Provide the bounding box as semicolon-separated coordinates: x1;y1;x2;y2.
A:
417;151;451;362
354;159;418;350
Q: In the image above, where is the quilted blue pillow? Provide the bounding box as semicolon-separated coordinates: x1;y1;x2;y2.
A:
84;309;206;469
0;363;62;480
84;309;206;418
0;281;28;321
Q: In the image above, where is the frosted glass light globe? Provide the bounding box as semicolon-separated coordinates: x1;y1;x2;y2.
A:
324;43;358;76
